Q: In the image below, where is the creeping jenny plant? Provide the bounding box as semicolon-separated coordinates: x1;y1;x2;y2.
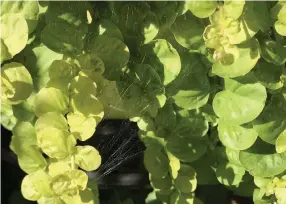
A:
1;1;286;204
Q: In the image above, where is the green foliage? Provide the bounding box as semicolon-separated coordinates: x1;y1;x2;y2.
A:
1;1;286;204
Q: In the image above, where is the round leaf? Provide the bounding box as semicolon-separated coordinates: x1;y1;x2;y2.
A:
69;169;88;191
1;62;33;104
187;1;217;18
35;112;68;132
90;35;130;81
67;113;97;141
141;39;181;86
144;146;169;178
21;174;41;201
10;121;37;155
239;147;286;177
37;128;76;159
75;145;101;171
34;87;69;117
18;146;47;174
41;20;86;55
170;11;205;51
254;60;283;90
150;174;172;190
1;14;28;60
69;75;97;97
212;38;260;78
218;122;258;150
253;96;286;144
1;1;39;33
166;53;209;110
70;93;104;120
166;136;206;163
0;101;17;130
174;164;197;193
213;72;267;125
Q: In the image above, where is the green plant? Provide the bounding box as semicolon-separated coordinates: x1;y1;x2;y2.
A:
1;1;286;204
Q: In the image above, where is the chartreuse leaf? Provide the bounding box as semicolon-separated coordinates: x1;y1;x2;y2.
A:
0;101;17;130
170;11;205;51
67;113;97;141
140;39;181;86
10;122;37;155
30;170;54;197
21;173;41;201
225;2;270;44
144;146;169;178
166;151;180;179
166;53;210;110
34;87;69;117
254;60;283;90
271;2;286;36
225;148;243;167
18;146;47;174
1;1;39;33
17;44;63;91
275;188;286;204
70;93;104;120
79;188;95;204
239;140;286;177
1;39;11;64
75;146;101;171
212;38;260;78
260;40;286;66
35;112;68;132
213;72;267;125
276;130;286;153
187;1;217;18
50;174;75;196
0;14;28;62
253;94;286;144
48;161;71;177
223;0;245;20
37;128;76;159
275;22;286;36
218;122;258;150
69;169;88;191
1;62;33;104
170;190;194;204
215;162;245;186
166;136;206;163
90;35;130;81
21;171;54;202
174;164;197;193
69;75;97;97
